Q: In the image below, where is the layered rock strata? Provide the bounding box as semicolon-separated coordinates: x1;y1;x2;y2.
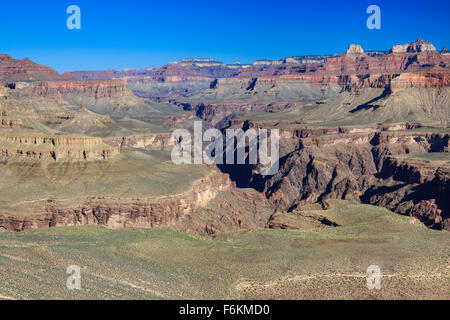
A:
0;134;119;162
0;171;233;232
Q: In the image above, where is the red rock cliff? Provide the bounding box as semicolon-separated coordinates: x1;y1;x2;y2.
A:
0;54;73;81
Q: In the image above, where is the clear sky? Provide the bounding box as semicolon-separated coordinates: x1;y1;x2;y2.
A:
1;0;449;72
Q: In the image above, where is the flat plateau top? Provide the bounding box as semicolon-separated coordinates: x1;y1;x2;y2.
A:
393;152;450;166
0;149;211;215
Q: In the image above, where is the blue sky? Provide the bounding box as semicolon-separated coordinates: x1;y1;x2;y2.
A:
0;0;449;72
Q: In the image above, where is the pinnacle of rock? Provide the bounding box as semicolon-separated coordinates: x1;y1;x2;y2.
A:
346;44;365;56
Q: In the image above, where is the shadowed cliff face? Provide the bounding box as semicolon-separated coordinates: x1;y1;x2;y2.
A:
362;158;450;230
218;119;450;231
261;132;450;230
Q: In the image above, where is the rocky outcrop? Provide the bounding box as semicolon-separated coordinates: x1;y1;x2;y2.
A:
341;70;449;101
175;188;273;236
170;58;226;68
3;79;145;118
0;118;31;129
0;54;73;81
0;134;119;162
104;133;175;151
242;128;450;230
364;157;450;230
25;80;135;99
346;44;366;56
266;208;340;230
264;143;376;209
0;171;233;232
186;102;290;123
253;60;284;66
391;39;437;54
390;71;450;90
321;55;448;85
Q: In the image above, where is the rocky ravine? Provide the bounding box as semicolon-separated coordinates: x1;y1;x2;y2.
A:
221;118;450;231
255;129;450;230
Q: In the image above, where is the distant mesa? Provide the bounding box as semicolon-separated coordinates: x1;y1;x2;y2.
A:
390;38;437;54
142;66;158;71
284;57;301;64
0;54;74;81
253;59;283;66
283;55;342;65
227;62;252;69
441;47;450;55
67;38;448;85
170;58;226;68
0;134;119;163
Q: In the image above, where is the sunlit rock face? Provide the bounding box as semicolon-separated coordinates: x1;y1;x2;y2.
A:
0;54;74;81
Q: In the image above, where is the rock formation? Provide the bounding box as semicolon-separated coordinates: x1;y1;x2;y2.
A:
0;54;73;81
0;134;119;163
0;38;449;235
103;133;176;151
0;171;234;232
391;39;437;54
346;44;366;56
239;125;450;230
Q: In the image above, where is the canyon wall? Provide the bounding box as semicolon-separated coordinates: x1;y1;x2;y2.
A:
104;133;176;151
0;134;119;162
0;171;233;232
258;131;450;230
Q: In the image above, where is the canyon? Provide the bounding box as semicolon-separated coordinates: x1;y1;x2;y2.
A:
0;38;448;301
260;129;450;230
0;38;448;236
